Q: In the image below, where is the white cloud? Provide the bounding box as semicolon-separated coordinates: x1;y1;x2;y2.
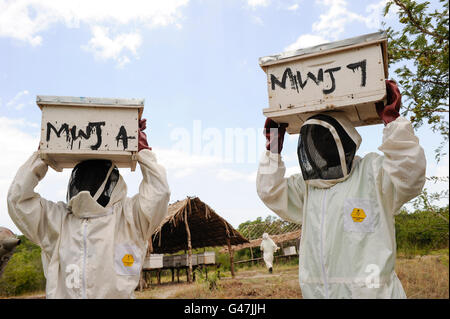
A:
427;154;449;179
216;168;256;183
312;0;388;40
5;90;32;110
251;15;264;26
0;116;40;233
287;4;299;11
0;0;189;65
312;0;365;40
82;26;142;68
365;0;389;29
284;34;329;51
247;0;271;9
284;0;389;52
155;148;224;179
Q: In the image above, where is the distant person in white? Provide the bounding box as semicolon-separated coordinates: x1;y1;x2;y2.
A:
260;233;279;273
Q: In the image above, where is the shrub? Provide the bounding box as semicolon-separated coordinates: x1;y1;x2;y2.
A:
395;207;449;255
0;236;46;296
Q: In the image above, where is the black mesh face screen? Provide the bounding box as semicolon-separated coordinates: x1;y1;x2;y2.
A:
297;114;357;181
67;160;119;207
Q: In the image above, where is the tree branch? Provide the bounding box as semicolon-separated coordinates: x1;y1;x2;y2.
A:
393;0;445;41
414;78;449;87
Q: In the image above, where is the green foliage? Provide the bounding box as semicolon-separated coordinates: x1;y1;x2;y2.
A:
0;235;46;296
215;247;231;271
383;0;449;160
194;267;221;291
395;206;449;256
411;176;449;218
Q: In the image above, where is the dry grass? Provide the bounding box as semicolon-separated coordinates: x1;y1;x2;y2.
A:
0;290;46;299
136;252;449;299
4;252;447;299
136;264;302;299
395;254;449;299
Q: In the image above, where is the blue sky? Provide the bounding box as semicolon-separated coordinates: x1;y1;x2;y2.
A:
0;0;448;234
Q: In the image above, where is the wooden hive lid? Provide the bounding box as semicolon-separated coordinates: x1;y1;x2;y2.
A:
259;31;388;78
36;95;145;119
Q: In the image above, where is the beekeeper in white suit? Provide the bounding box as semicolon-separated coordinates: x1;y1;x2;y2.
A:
260;232;279;273
256;81;426;298
7;119;170;299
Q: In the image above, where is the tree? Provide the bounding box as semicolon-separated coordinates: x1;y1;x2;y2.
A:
383;0;449;160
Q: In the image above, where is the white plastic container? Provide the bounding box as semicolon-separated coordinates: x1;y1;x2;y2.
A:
37;95;144;171
283;246;297;256
259;31;388;134
198;251;215;265
143;254;164;269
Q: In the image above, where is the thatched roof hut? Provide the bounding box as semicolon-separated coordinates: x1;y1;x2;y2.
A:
149;196;248;280
151;196;248;254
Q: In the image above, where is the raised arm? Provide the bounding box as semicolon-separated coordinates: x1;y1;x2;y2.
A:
131;120;170;240
376;117;426;214
7;152;65;248
375;80;426;214
256;119;305;225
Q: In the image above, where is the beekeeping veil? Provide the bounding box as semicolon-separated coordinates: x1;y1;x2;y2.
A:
297;112;361;188
67;159;119;208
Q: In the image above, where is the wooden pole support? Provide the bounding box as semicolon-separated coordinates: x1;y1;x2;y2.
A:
184;199;193;283
227;238;235;278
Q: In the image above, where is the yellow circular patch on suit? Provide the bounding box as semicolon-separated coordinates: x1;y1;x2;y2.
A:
351;208;366;222
122;254;134;267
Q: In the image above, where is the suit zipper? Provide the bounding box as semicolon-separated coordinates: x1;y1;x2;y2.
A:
320;189;329;298
82;219;88;299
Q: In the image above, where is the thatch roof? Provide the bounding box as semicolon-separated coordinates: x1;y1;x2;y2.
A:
150;197;249;254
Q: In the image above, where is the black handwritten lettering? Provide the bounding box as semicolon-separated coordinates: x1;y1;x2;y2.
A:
271;68;298;90
346;60;367;87
88;122;105;150
323;67;341;94
46;123;69;142
46;121;105;150
270;59;367;95
293;69;324;89
296;71;308;89
116;126;136;150
70;127;89;141
307;69;324;85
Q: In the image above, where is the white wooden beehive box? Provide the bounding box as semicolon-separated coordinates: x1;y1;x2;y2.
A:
37;95;144;171
191;254;199;266
283;246;297;256
143;254;164;270
259;31;388;134
198;251;215;265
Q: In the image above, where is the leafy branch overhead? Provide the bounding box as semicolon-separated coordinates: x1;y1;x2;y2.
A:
383;0;449;160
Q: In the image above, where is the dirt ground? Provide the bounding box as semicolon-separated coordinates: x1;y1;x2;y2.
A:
3;254;448;299
136;254;449;299
135;264;302;299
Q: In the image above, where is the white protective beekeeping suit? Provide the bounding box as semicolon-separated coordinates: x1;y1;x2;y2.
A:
260;233;279;270
7;149;170;299
256;112;426;299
